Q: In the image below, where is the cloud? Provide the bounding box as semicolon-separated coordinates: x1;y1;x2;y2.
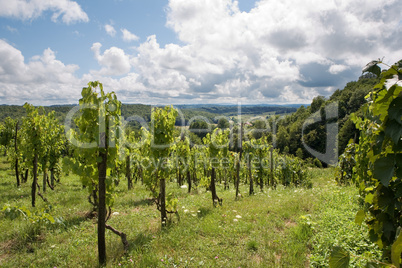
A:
0;40;82;105
154;0;402;103
0;40;27;81
105;24;116;37
2;0;402;105
328;64;350;74
6;26;18;33
0;0;89;24
90;42;131;76
121;28;139;42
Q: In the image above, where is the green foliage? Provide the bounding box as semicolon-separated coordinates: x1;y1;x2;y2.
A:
346;59;402;266
166;192;178;213
296;148;304;159
275;153;312;187
138;106;179;195
313;158;323;168
391;231;402;267
21;104;46;161
150;106;178;161
336;142;356;185
329;246;393;268
189;119;210;139
329;246;350;268
362;60;382;77
0;117;17;153
2;204;55;224
274;74;377;160
68;81;122;208
217;117;230;129
311;96;326;113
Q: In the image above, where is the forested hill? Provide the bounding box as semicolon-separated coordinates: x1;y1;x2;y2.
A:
273;74;379;160
175;104;297;115
0;105;77;123
0;103;297;125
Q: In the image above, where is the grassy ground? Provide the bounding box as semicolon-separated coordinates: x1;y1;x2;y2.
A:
0;158;380;267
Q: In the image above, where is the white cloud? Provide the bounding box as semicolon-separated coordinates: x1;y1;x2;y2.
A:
329;64;350;74
90;42;131;76
157;0;402;103
0;0;89;24
105;24;116;37
1;0;402;105
6;26;18;33
83;0;402;104
0;40;27;81
0;40;82;105
121;28;139;42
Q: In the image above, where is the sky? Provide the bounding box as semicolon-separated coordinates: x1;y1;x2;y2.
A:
0;0;401;106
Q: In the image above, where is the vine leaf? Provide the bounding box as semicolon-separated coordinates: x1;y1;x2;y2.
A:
385;120;402;145
391;231;402;267
396;154;402;178
355;210;365;225
362;60;382;76
388;97;402;125
373;155;395;186
365;262;380;268
329;246;350;268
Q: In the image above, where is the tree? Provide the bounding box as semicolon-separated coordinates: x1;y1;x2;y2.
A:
296;148;304;159
310;95;325;113
189;119;210;140
68;81;127;266
243;140;255;195
1;118;21;186
217;117;230;129
21;104;49;207
203;129;229;206
149;106;178;227
250;119;267;140
252;138;271;191
174;135;191;192
0;117;16;156
38;111;64;192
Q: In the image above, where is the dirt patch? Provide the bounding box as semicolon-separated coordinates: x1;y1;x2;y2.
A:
0;253;10;266
131;207;144;213
0;239;16;265
251;254;263;265
305;254;311;267
0;239;17;251
285;220;297;228
275;253;282;264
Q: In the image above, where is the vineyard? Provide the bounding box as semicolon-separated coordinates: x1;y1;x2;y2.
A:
0;60;401;267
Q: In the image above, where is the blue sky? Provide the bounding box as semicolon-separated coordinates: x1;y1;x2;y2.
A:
0;0;401;105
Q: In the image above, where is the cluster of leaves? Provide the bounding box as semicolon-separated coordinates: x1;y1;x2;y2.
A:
134;107;179;195
2;204;56;224
335;142;356;185
275;154;312;188
21;105;65;169
67;81;122;209
331;59;402;267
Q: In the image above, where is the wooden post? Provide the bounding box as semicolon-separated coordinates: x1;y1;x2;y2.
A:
98;131;107;266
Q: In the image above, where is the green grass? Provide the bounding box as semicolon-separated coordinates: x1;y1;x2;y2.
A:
307;169;382;267
0;158;379;267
